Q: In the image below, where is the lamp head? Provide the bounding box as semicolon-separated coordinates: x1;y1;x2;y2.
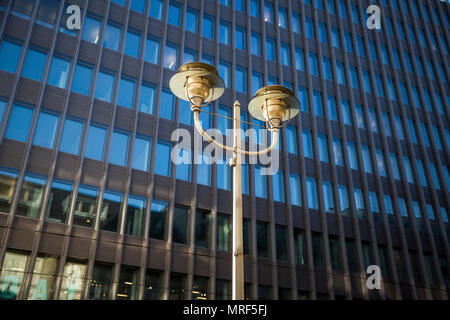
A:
248;85;300;128
169;62;225;108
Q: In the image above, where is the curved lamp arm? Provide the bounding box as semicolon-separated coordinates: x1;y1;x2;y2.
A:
193;110;279;156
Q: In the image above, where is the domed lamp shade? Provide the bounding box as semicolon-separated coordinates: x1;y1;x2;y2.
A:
169;62;225;108
248;85;301;129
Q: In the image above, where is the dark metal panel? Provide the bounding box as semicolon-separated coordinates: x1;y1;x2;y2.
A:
0;71;14;97
78;41;99;65
257;260;272;286
54;33;77;58
30;24;53;50
296;265;310;291
39;233;65;255
216;256;231;280
333;272;346;296
54;153;79;181
67;92;90;119
26;146;53;176
122;244;142;267
100;49;121;73
115;106;134;131
217;189;232;215
16;78;40;106
81;158;103;187
87;0;107;16
106;164;129;192
171;252;189;274
152;175;171;202
122;55;140;79
175;180;192;207
314;269;328;293
5;16;29;41
42;86;66;113
276;265;291;288
194;253;210;277
0;139;27;170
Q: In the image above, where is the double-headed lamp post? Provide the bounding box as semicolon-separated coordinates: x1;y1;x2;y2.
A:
170;62;300;300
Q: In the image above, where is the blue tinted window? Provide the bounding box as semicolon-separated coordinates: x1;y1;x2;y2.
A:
336;62;345;85
155;141;171;176
197;152;211;186
0;100;6;125
125;30;141;58
235;27;245;51
6;105;34;142
389;153;400;180
109;131;129;166
47;56;70;89
139;83;155;114
323;57;332;80
281;42;290;66
117;77;136;109
323;181;334;213
298;86;308;112
273;171;284;203
266;37;276;61
103;24;121;51
263;1;273;23
313;91;323;117
220;21;230;45
132;136;151;171
81;16;101;44
163;43;178;70
95;71;115;102
361;145;372;173
130;0;145;13
251;33;261;56
286;126;298;154
183;49;196;65
416;159;428;187
318;134;328;162
235;67;246;93
306;177;318;210
302;130;313;158
175;148;191;181
328;96;337;121
217;158;230;190
403;157;414;184
0;40;22;73
219;62;230;87
290;174;301;206
305;17;314;39
144;37;160;64
318;22;327;43
84;124;107;161
250;0;259;18
342;100;351;125
72;63;93;96
251;72;262;96
338;185;349;213
333;138;344;166
179;100;192;126
160;90;175;120
347;142;359;170
295;48;304;71
59;118;83;154
376;150;387;177
255;167;267;199
203;15;215;39
22;48;47;81
331;27;340;48
150;0;163;20
344;32;352;52
168;2;181;27
350;66;358;89
186;9;198;33
309;52;318;76
33;112;59;149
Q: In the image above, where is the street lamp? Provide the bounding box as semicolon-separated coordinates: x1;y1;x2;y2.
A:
170;62;300;300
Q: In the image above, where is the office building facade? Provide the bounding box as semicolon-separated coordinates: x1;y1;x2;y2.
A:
0;0;449;300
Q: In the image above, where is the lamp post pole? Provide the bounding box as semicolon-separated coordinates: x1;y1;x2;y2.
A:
231;100;244;300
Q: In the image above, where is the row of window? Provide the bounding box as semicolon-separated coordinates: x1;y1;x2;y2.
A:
1;238;447;300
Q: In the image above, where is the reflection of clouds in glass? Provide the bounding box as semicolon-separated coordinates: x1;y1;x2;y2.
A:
164;46;177;70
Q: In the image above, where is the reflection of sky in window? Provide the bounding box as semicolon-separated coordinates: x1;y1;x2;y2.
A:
164;45;177;70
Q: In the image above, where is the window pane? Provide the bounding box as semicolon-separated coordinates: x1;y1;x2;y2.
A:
203;15;215;39
150;0;163;20
95;71;115;102
85;125;107;161
0;251;30;300
276;226;287;261
255;167;267;199
273;171;284;203
73;185;98;228
103;24;121;51
257;222;268;257
323;181;334;213
163;44;178;70
59;118;83;155
195;210;210;248
45;180;72;224
81;17;101;44
47;56;70;89
71;64;93;96
155;141;171;176
100;191;123;232
217;215;231;252
159;90;175;120
219;21;230;45
33;112;59;149
22;48;47;81
132;136;151;171
117;77;136;109
144;38;160;64
17;175;46;218
149;200;168;240
168;2;181;27
175;147;191;181
307;177;318;210
5;104;34;142
108;131;129;167
290;174;301;206
0;40;22;73
125;30;141;58
139;83;155;114
88;263;113;300
186;9;198;33
173;206;189;244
